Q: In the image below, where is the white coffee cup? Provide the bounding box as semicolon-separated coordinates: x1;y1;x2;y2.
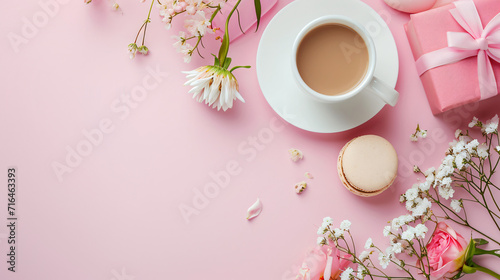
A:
291;15;399;106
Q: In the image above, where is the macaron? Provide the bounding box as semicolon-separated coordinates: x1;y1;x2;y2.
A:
337;135;398;197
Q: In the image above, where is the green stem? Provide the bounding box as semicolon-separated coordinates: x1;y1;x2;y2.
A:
475;265;500;279
474;248;500;258
218;0;241;66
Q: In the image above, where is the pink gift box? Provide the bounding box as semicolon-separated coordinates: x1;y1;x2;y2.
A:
406;0;500;114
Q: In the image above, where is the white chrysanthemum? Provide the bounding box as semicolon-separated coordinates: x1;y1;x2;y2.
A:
359;250;371;261
415;224;428;239
364;238;373;249
469;116;479;127
341;267;354;280
289;149;304;162
183;66;244;111
483;115;499;134
451;199;462;213
378;252;390;269
383;226;391;237
340;220;351;231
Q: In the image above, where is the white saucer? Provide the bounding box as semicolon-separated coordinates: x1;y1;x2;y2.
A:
256;0;399;133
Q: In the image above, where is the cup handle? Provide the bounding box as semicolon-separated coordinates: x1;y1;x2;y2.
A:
368;77;399;107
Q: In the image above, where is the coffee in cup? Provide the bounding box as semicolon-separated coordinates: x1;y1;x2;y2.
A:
291;15;399;106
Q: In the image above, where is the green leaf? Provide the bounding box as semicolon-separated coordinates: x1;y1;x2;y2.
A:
473;238;489;246
230;65;251;72
223;57;232;69
464;238;476;264
212;54;220;67
254;0;262;31
462;264;477;274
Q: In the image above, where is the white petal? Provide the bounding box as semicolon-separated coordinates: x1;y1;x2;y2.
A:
246;198;262;220
235;90;245;103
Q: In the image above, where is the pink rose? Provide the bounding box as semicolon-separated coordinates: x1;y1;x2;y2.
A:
426;222;468;279
296;245;351;280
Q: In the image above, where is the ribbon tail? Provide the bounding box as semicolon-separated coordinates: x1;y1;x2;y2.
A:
323;256;333;280
477;51;498;99
416;47;477;75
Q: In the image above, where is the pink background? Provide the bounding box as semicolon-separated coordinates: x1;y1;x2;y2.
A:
1;0;499;279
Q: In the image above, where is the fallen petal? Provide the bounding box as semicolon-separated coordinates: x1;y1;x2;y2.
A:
295;181;307;194
305;172;314;179
246;198;262;220
289;148;304;162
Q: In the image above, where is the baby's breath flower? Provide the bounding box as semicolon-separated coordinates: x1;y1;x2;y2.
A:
128;43;138;59
317;237;326;245
482;115;499;134
469;116;480;128
341;267;353;280
401;227;415;241
323;217;333;226
496;146;500;154
413;165;420;173
451;199;462;213
340;220;351;231
391;242;403;254
414;224;428;239
138;45;149;55
378;252;390;269
383;226;391;237
438;185;455;200
359;250;371;261
288;149;303;162
455;129;462;138
364;238;373;249
405;188;419;201
334;228;343;238
477;143;489;159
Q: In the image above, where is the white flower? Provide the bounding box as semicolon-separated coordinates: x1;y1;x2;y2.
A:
401;226;415;241
451;199;462;213
419;181;431;192
359;250;371;261
183;65;244;111
341;267;353;280
289;149;304;162
304;172;313;179
383;226;391;237
466;139;479;153
441;177;452;187
378;252;390;269
317;225;326;235
410;134;418;142
438;185;455;200
419;130;428;138
364;238;373;249
413;165;420;173
477;143;489;159
469;116;479;127
405;188;419;201
483;115;499;134
294;181;307;194
340;220;351;231
323;217;333;226
127;43;138;59
185;11;211;36
496;146;500;153
412;198;432;217
452;141;466;154
391;242;403;254
455;129;462;138
334;228;343;238
317;237;325;245
414;224;428;239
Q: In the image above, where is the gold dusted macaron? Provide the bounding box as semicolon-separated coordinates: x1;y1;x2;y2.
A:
337;135;398;197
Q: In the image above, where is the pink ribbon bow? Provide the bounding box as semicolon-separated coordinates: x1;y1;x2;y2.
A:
416;0;500;99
